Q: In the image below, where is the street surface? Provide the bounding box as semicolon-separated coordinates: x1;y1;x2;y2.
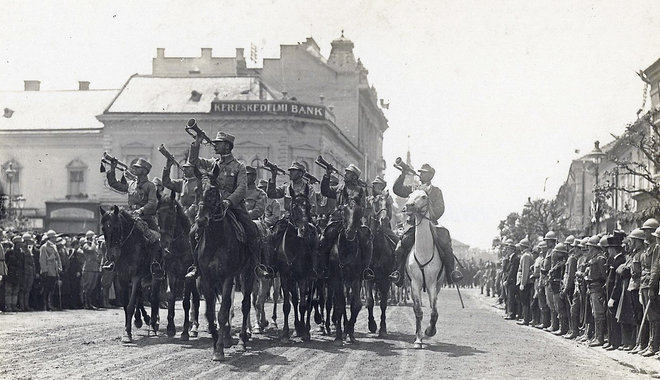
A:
1;288;657;379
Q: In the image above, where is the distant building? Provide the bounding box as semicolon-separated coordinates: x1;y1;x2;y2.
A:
0;35;389;232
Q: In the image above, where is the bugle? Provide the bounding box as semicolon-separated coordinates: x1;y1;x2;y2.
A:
184;118;215;146
263;159;286;175
100;152;129;172
394;157;420;177
315;155;367;187
158;144;183;171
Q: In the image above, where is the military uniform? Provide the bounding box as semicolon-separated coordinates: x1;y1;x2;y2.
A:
636;218;659;353
258;180;281;227
390;164;456;285
644;226;660;355
516;239;534;324
586;236;607;346
365;177;399;246
162;163;201;222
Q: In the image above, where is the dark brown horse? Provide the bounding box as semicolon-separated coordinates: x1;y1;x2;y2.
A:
100;206;161;343
157;191;200;340
327;199;372;345
195;187;254;361
272;193;318;343
365;192;397;337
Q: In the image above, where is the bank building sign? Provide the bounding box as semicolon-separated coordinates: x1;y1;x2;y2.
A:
211;101;326;120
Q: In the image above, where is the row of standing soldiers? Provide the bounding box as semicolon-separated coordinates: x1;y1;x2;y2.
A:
103;128;454;284
498;218;660;355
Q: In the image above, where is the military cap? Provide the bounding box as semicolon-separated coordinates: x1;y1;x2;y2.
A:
288;161;306;172
417;163;436;176
372;176;387;186
132;158;152;172
629;228;645;240
246;166;257;174
554;243;568;254
345;164;362;177
152;177;163;187
519;237;531;249
212;131;235;144
544;231;557;241
257;179;268;188
564;235;575;245
598;235;610;248
642;218;660;230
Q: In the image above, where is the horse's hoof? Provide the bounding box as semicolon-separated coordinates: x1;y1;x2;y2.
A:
368;319;377;333
348;334;357;344
236;342;247;353
302;332;311;342
317;325;325;334
190;330;198;338
333;339;343;347
212;352;225;361
223;337;233;349
253;326;262;334
167;325;176;338
424;326;436;337
280;336;290;344
134;319;143;329
314;313;323;325
121;334;133;344
144;316;151;326
413;342;423;349
181;332;189;341
378;328;388;338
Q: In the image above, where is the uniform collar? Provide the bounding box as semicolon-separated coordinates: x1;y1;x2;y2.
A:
219;153;235;163
136;175;149;185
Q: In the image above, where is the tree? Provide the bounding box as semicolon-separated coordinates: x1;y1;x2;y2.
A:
494;198;570;249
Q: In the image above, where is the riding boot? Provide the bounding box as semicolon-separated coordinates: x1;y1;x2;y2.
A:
102;261;115;271
589;320;605;347
389;241;407;286
148;242;165;280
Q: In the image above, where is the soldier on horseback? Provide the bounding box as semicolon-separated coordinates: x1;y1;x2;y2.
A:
162;159;201;223
103;158;164;276
366;176;399;245
258;179;281;228
245;166;267;220
185;131;260;279
389;163;461;286
318;163;372;278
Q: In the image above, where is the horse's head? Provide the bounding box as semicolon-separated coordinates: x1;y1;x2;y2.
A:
157;190;178;248
405;189;429;216
340;199;362;241
290;194;312;238
100;205;124;262
371;192;390;229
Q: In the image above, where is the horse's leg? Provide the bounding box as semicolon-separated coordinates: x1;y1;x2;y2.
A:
239;272;254;351
225;281;236;348
166;276;176;337
324;282;333;336
410;278;424;349
203;284;221;361
280;279;292;343
251;278;260;333
181;279;191;341
424;280;439;338
123;278;140;343
347;279;362;344
190;278;200;337
291;282;302;338
378;280;389;337
366;280;377;333
299;280;311;342
272;276;281;329
133;296;144;329
313;280;325;332
150;277;161;336
332;278;345;346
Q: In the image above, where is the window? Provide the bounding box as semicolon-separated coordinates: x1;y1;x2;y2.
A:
66;158;87;197
2;160;21;197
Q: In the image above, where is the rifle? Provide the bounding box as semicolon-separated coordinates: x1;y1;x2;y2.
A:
315;155;368;187
394;157;421;178
263;159;286;175
158;144;183;171
184;118;215;146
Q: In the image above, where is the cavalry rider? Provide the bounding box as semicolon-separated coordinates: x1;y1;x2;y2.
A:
185;130;260;279
366;176;399;246
318;163;372;277
162;159;201;223
389;163;459;286
103;158;164;274
258;179;281;228
245;166;267;220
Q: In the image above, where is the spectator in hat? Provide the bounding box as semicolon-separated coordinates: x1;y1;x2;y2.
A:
4;236;24;311
19;233;36;311
39;230;62;311
81;233;102;310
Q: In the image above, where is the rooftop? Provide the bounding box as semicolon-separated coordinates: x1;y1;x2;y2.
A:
0;89;118;131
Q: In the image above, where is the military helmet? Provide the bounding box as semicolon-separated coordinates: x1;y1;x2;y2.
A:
652;226;660;238
580;237;589;247
586;235;600;247
629;228;646;240
503;238;515;247
554;243;569;254
22;232;33;241
598;235;610;248
642;218;660;231
544;231;557;241
519;237;531;249
132;158;152;172
564;235;575;245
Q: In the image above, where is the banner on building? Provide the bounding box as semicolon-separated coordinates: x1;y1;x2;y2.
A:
211;101;326;120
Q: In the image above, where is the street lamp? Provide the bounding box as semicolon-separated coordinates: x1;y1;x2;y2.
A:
5;163;17;215
584;141;606;233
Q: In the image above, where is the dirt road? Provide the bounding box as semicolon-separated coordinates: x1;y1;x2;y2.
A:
0;288;655;379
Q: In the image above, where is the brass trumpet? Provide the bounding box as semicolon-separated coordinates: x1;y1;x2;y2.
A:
394;157;420;178
263;158;285;175
315;155;368;187
158;144;183;171
100;152;129;172
184;118;215;146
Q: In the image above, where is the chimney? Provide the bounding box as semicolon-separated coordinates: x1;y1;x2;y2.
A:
78;81;90;91
201;48;212;58
24;80;40;91
235;48;246;75
156;48;165;58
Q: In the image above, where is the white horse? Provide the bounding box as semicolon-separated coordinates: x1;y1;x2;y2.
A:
405;189;444;349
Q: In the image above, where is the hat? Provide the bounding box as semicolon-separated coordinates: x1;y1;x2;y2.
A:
564;235;575;245
288;161;306;172
132;158;152;172
544;231;557;241
417;163;436;174
11;236;22;244
22;233;33;241
580;237;589;247
46;230;57;238
598;235;610;248
152;177;163;187
212;131;235;144
372;176;387;186
642;218;660;231
652;226;660;238
629;228;645;240
503;238;515;247
258;179;268;188
345;164;362;177
554;243;568;254
86;230;95;238
519;238;531;249
246;166;257;174
56;237;64;245
606;235;623;247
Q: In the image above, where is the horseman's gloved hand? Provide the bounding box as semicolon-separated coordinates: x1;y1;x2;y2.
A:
607;298;615;308
131;209;142;218
222;199;231;209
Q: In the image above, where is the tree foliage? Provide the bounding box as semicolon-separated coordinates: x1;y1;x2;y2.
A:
494;198;570;248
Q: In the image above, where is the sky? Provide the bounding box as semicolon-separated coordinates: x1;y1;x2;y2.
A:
1;0;659;248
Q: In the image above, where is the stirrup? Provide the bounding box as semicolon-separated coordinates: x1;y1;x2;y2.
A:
150;261;165;280
254;264;274;279
389;271;401;282
102;262;115;272
362;268;375;281
185;265;198;279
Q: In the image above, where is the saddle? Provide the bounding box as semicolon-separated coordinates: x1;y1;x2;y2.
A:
225;209;246;244
127;213;160;245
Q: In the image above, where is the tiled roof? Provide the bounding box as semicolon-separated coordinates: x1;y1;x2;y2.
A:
0;89;118;131
105;76;281;113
